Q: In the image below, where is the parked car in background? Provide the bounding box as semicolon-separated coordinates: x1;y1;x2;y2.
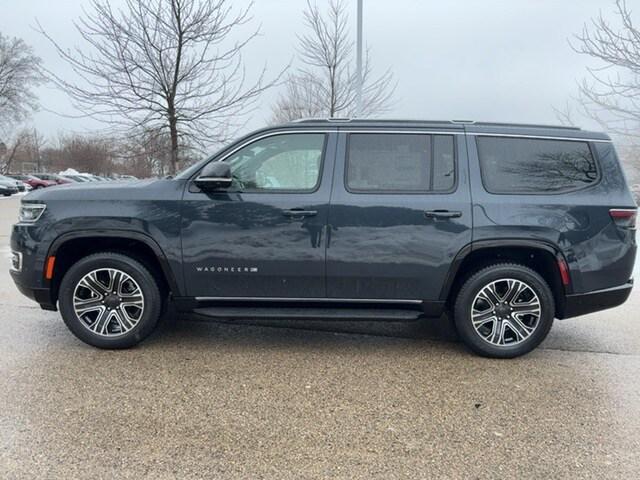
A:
33;173;73;185
7;174;56;189
0;175;28;192
59;174;90;183
0;176;19;196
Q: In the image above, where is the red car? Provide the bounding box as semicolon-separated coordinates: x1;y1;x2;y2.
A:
6;173;57;189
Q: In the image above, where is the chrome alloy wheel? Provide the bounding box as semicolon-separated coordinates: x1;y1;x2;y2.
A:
471;278;541;347
72;268;145;337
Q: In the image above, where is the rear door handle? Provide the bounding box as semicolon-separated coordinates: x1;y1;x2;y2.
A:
424;210;462;219
283;209;318;218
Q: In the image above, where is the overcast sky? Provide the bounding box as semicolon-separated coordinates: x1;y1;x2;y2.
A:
0;0;621;142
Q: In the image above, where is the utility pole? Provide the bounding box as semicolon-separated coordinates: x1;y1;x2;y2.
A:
355;0;363;118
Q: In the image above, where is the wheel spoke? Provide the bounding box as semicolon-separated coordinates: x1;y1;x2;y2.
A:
512;302;540;316
119;307;138;329
78;272;107;297
89;309;110;334
504;280;526;304
506;317;533;341
472;309;496;327
488;320;505;345
120;292;143;303
111;309;129;332
477;291;497;309
109;269;123;294
75;299;104;316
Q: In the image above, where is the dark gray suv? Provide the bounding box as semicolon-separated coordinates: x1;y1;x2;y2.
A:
9;120;637;357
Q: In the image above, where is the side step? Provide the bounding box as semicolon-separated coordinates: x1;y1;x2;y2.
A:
192;307;424;321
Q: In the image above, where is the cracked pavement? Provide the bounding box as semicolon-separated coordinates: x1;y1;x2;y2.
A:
1;194;639;479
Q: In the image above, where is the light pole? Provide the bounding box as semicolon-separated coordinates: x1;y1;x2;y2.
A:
355;0;363;118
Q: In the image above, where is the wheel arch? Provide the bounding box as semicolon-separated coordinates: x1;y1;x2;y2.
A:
47;230;180;305
440;239;569;314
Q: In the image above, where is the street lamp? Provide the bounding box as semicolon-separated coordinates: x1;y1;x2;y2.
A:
355;0;363;118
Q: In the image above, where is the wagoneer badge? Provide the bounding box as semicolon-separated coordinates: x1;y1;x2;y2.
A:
196;266;259;273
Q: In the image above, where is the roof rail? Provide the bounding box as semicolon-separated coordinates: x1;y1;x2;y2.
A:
289;118;583;130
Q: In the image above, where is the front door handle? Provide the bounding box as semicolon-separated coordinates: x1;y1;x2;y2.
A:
424;210;462;219
283;209;318;218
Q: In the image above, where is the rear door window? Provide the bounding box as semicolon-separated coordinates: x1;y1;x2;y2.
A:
346;133;456;192
476;136;598;194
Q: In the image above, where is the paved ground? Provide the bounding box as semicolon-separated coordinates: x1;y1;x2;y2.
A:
1;194;639;479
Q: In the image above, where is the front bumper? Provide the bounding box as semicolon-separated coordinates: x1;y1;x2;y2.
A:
10;222;58;311
10;271;57;311
559;280;633;319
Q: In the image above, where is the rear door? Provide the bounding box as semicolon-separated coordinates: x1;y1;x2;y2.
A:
326;128;472;301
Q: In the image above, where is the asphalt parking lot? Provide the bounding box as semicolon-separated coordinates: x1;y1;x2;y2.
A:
1;194;639;479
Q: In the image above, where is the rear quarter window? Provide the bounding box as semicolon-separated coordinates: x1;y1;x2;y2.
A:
476;136;599;194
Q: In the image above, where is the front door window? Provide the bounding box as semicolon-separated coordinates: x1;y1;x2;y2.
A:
226;133;326;192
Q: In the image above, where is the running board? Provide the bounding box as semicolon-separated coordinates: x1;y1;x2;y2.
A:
192;307;424;321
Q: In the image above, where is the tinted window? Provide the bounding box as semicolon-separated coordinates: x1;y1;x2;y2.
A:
477;137;598;194
226;133;325;192
346;133;455;192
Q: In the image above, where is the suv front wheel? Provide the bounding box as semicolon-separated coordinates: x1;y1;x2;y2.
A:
454;263;555;358
58;252;162;349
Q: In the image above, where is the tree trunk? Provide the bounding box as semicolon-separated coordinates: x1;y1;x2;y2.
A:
169;114;179;176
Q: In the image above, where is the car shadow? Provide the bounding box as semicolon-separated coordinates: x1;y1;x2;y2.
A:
146;311;462;352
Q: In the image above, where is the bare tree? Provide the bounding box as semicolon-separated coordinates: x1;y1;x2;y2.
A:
49;133;116;175
271;0;395;123
115;128;174;177
571;0;640;137
39;0;281;175
553;101;578;127
24;128;47;172
0;129;30;174
0;34;43;131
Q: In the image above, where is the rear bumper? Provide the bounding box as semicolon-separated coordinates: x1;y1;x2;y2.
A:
559;280;633;319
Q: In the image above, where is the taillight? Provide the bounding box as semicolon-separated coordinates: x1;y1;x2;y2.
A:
609;209;637;230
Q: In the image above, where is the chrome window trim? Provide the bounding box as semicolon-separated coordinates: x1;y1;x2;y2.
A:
341;130;464;135
338;130;611;143
468;132;612;143
190;129;612;181
193;130;335;176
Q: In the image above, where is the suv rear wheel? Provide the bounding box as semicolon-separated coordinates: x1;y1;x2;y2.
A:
453;263;555;358
58;252;162;349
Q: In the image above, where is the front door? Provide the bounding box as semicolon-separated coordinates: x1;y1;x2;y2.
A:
326;130;472;301
181;131;336;298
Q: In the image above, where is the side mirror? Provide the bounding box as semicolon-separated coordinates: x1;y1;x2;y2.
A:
194;162;232;191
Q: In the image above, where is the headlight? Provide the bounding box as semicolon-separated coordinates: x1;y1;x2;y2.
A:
18;203;46;223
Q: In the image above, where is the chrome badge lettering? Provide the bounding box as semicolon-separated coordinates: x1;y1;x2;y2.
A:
196;266;259;273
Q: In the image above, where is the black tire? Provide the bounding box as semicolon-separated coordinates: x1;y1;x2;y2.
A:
58;252;162;349
453;263;554;358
